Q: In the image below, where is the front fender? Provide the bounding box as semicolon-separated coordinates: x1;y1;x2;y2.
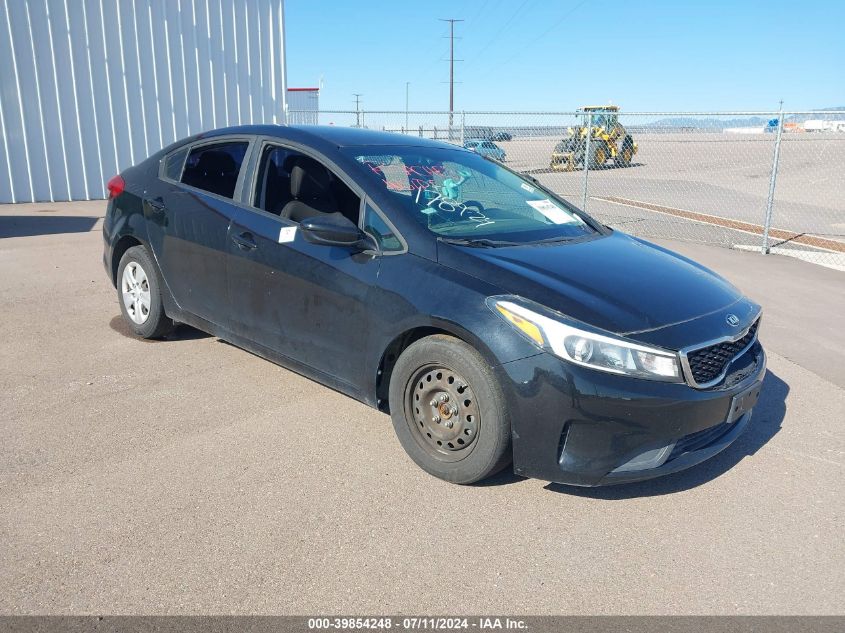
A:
364;254;542;406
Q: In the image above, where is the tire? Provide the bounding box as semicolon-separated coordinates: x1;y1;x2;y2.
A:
615;140;634;167
589;143;607;168
388;335;512;484
116;245;174;339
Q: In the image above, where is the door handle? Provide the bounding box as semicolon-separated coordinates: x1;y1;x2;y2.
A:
231;231;257;251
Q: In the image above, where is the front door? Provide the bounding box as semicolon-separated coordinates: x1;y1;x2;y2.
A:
226;143;381;391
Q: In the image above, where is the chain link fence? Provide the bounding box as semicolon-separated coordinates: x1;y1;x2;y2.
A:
294;109;845;271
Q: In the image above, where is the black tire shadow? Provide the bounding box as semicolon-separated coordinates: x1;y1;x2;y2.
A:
473;468;527;487
0;215;100;238
164;323;212;341
109;316;211;342
543;370;788;498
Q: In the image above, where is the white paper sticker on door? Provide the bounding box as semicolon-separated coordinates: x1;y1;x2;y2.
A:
278;226;297;243
526;199;579;224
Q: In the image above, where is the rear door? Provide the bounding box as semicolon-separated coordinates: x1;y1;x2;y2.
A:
147;137;253;327
226;140;392;392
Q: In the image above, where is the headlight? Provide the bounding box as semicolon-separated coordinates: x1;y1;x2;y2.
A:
488;297;682;382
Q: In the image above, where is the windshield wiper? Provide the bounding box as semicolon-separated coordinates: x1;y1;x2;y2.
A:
526;235;579;245
437;236;520;248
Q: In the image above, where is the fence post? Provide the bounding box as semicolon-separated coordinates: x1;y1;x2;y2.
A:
460;111;465;146
762;106;784;254
581;113;593;211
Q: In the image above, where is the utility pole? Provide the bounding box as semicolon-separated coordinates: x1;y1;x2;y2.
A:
440;18;463;128
405;82;410;131
353;93;362;127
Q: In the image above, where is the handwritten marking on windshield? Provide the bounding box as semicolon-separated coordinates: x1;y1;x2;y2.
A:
425;191;495;229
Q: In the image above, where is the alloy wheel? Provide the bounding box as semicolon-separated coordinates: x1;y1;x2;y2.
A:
121;261;151;324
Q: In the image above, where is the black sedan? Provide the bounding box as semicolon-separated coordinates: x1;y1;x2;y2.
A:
103;125;765;486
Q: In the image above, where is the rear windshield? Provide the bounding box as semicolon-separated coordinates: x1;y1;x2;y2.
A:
343;146;597;243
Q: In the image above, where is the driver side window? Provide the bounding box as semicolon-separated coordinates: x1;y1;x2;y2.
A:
253;144;361;226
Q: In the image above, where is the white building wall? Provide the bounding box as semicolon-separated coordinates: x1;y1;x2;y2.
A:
287;88;319;125
0;0;287;203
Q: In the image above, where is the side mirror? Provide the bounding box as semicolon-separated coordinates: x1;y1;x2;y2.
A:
300;213;369;249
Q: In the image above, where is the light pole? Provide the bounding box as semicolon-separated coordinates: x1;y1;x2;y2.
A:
405;82;410;131
440;18;463;128
353;93;362;128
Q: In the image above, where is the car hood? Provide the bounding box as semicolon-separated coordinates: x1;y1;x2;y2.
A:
437;231;744;337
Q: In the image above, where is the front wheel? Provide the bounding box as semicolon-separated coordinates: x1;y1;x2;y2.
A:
589;143;607;168
388;335;512;484
116;245;174;339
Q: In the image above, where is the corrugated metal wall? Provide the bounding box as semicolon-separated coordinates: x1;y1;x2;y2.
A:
0;0;287;203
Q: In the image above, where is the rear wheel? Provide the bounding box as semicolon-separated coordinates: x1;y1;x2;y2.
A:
388;335;512;484
616;143;633;167
116;245;174;339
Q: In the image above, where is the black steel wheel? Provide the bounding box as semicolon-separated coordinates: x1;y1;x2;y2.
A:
406;364;480;461
388;335;512;484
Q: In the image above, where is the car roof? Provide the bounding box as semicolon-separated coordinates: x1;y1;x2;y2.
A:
198;124;459;150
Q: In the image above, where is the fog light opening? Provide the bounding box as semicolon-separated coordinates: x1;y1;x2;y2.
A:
611;442;676;473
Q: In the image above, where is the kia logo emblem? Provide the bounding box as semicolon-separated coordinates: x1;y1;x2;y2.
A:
726;314;740;327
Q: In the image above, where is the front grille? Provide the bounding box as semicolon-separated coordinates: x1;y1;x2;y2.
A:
686;320;759;386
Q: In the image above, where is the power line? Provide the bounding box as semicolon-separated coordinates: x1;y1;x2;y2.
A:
463;0;536;68
497;0;592;69
469;0;505;32
468;0;492;25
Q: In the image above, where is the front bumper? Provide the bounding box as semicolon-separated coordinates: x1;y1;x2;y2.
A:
496;341;766;486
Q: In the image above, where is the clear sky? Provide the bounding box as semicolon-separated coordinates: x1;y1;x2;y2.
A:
284;0;845;113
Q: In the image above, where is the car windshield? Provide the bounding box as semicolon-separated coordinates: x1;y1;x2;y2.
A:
344;146;598;243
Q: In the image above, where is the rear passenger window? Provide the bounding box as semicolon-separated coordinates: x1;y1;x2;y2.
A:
162;146;189;181
181;141;249;199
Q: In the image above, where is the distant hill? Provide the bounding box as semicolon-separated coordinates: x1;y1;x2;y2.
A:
645;108;845;129
647;116;768;129
802;107;845;121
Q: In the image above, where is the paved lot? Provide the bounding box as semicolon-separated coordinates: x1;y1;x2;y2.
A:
1;201;843;615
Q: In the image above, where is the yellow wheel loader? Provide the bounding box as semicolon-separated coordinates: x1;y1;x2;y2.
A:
550;106;637;171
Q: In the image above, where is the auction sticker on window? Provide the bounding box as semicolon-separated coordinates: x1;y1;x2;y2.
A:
526;199;579;224
278;226;297;243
